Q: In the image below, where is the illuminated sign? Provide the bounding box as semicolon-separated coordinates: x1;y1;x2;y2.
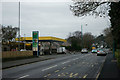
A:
32;31;39;52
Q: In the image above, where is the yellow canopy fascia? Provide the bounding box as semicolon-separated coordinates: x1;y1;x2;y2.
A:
15;36;66;42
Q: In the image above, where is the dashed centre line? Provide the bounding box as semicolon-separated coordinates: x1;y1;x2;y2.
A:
15;75;29;80
62;61;71;64
42;65;57;71
73;58;79;60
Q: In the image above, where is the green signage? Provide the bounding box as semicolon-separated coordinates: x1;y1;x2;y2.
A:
32;31;39;51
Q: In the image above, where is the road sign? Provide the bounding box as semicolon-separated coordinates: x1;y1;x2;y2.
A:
32;31;39;56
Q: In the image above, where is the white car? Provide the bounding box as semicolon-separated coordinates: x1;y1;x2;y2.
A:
92;49;97;53
81;48;88;53
97;49;107;56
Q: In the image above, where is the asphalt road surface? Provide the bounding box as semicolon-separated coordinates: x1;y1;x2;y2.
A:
2;52;106;79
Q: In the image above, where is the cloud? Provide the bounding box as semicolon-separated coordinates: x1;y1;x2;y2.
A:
2;2;110;39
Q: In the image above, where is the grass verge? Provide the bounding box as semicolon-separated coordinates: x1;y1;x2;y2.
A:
115;49;120;68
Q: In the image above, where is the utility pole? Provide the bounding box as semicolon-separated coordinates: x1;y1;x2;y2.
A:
18;2;20;51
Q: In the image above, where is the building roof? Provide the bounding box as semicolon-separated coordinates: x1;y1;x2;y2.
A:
15;36;66;42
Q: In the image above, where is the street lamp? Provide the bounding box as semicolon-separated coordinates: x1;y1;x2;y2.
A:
18;2;21;51
111;27;115;58
81;24;87;49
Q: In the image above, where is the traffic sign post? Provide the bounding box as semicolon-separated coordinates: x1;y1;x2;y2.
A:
32;31;39;57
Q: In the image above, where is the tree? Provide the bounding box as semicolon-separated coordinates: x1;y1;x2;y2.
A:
2;25;19;42
70;1;120;49
109;2;120;49
70;2;110;17
67;31;82;51
103;27;113;48
67;31;94;51
82;32;95;49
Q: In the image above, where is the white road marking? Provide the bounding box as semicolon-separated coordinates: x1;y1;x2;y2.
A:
62;61;70;64
19;75;29;78
83;74;88;78
55;70;59;72
42;65;57;71
96;72;100;80
73;58;79;60
63;67;66;69
92;65;94;67
15;75;29;80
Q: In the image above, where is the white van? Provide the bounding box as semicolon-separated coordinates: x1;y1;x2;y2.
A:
57;47;66;54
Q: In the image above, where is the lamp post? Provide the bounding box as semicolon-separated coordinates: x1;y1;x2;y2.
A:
111;28;115;58
81;24;87;49
18;2;21;51
81;25;83;49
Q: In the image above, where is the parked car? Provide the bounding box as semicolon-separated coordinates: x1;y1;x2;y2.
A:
92;49;97;53
97;49;107;56
81;48;88;53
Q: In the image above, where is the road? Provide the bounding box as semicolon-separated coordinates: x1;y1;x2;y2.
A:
2;52;106;79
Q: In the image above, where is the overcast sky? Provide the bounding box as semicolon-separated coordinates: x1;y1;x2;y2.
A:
2;1;110;39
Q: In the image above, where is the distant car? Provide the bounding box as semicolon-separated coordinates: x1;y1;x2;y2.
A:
97;49;107;56
92;49;97;53
103;48;110;54
81;48;88;53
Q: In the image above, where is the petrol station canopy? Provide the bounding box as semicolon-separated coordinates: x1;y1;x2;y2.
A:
15;36;66;43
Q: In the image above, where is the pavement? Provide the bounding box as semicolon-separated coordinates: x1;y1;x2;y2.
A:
98;52;120;79
2;52;106;79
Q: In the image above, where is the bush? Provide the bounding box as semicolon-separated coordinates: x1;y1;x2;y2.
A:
115;49;120;68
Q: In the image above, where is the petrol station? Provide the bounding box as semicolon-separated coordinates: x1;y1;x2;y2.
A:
15;31;67;56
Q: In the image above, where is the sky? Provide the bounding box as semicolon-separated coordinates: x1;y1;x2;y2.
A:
2;0;110;39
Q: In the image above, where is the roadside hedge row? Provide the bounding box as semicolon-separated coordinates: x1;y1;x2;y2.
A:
2;51;34;62
115;49;120;68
